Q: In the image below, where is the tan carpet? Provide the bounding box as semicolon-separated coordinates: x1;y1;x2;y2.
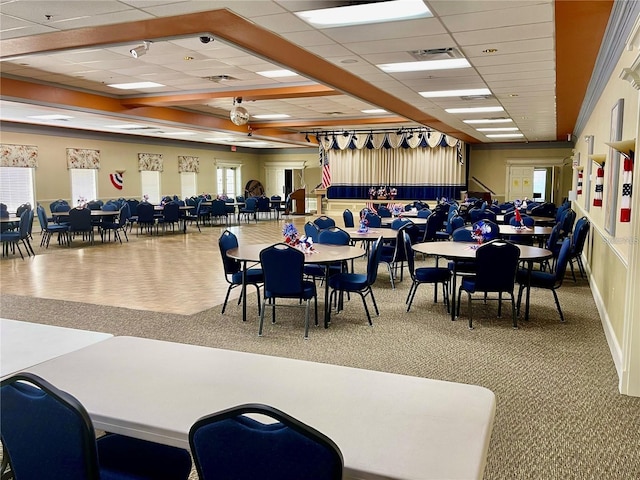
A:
2;256;639;478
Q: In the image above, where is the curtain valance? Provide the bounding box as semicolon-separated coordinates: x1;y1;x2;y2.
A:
138;153;163;172
319;132;460;150
0;144;38;168
67;148;100;169
178;156;199;173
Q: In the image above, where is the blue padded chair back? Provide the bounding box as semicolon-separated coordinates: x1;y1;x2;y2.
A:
554;237;572;286
364;212;382;228
37;204;48;229
162;202;180;221
390;217;412;230
422;212;443;241
126;199;139;214
452;227;474;242
546;224;561;250
210;200;227;216
1;373;101;480
366;237;384;285
402;231;416;276
342;209;354;228
68;207;92;232
54;203;71;213
236;195;245;203
256;196;270;212
522;216;535;227
417;208;432;218
560;208;576;235
450;215;465;232
102;203;118;211
189;403;343;480
137;202;156;223
244;197;258;211
318;226;350;245
120;201;131;221
474;240;520;292
304;222;320;242
313;216;335;230
572;217;590;252
377;206;392;218
219;230;241;275
260;244;305;297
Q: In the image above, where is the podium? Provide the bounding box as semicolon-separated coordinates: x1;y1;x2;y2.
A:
290;188;306;215
314;188;327;214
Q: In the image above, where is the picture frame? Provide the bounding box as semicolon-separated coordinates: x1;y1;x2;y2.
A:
605;99;624;235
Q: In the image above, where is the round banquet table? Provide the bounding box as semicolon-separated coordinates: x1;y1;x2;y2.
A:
347;229;396;241
227;243;366;328
412;241;552;324
381;217;428;226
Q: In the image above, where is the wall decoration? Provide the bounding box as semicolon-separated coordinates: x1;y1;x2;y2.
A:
620;155;633;222
178;155;199;173
577;170;583;195
594;162;604;207
67;148;100;169
138;153;163;171
605;99;623;235
0;144;38;167
110;171;124;190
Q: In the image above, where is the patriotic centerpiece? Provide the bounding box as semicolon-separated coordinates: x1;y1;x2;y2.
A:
390;204;403;216
513;209;525;230
471;221;491;246
358;209;370;233
283;223;299;245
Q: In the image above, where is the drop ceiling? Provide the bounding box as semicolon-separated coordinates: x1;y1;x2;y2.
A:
0;0;612;149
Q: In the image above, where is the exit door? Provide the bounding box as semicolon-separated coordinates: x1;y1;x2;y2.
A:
508;166;534;201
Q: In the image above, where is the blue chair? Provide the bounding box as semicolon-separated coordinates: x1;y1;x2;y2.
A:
457;239;521;329
390;217;412;231
256;196;271;219
68;207;94;245
364;212;381;228
209;199;228;225
558;208;576;238
380;226;412;289
239;197;258;223
1;372;192;480
328;237;383;326
37;204;69;248
377;206;392;218
259;243;317;339
569;217;590;281
100;205;129;243
136;202;157;235
313;215;335;230
189;403;343;480
0;210;31;258
342;209;354;228
304;221;320;242
517;237;571;322
403;231;451;312
219;230;263;315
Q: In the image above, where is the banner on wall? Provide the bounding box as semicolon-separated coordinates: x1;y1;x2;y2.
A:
109;172;124;190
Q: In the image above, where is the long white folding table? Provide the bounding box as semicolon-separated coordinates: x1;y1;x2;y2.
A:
24;335;495;480
0;318;113;379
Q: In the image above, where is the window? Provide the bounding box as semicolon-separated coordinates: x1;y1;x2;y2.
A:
0;167;35;212
141;171;161;204
217;166;237;197
70;169;97;206
180;172;197;199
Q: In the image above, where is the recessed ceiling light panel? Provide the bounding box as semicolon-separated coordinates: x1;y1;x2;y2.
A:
296;0;432;28
463;118;513;124
378;58;470;73
485;133;524;138
251;114;291;119
257;69;298;78
28;114;74;120
419;88;491;98
107;82;164;90
445;106;504;114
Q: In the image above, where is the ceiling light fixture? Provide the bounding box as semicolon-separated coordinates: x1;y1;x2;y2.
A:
230;97;250;126
107;81;164;90
257;69;298;78
129;41;150;59
463;118;513;124
485;133;524;138
476;127;520;132
361;109;387;114
377;58;470;73
419;88;491;98
295;0;431;28
251;114;291;119
445;106;504;114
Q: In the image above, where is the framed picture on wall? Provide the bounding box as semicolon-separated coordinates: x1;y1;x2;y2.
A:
605;99;624;235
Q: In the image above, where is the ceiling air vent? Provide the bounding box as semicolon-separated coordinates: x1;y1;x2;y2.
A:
409;47;463;61
203;75;238;83
461;95;493;101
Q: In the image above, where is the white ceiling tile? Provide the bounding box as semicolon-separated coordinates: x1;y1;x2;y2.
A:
453;22;554;46
440;3;553;33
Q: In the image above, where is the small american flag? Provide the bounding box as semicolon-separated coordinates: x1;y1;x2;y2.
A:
320;146;331;188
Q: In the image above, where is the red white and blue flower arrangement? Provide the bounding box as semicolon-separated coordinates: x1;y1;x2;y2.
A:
282;223;315;253
471;221;492;247
357;209;370;233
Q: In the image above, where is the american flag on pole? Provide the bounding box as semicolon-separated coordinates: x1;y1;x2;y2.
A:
320;146;331;188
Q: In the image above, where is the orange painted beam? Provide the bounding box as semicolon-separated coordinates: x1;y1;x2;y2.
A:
555;0;613;140
122;85;340;107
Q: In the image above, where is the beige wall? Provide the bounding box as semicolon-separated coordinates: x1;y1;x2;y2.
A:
570;35;639;394
0;129;280;205
468;146;573;204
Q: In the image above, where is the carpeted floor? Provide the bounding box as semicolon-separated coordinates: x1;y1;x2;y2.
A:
2;256;639;478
